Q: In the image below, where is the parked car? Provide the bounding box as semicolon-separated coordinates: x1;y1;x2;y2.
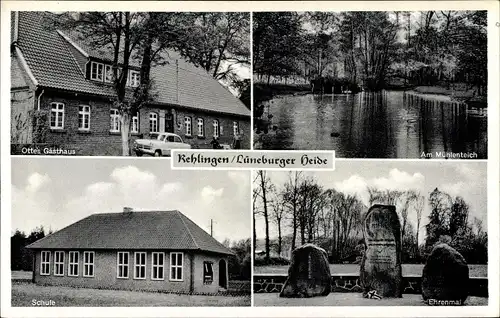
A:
133;132;191;157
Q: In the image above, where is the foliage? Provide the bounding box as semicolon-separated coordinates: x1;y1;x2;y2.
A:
226;238;251;280
254;174;487;265
254;11;487;93
423;188;487;263
46;12;249;156
11;226;51;271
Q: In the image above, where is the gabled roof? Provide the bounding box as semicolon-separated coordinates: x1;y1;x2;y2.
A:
13;11;250;117
26;210;234;255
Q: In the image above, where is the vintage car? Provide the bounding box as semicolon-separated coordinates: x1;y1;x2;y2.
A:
133;132;191;157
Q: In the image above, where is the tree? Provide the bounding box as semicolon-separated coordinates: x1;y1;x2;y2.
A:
270;188;286;256
11;230;27;270
254;170;274;261
173;13;250;84
48;12;185;155
412;193;425;256
253;12;304;82
425;187;453;249
282;171;303;250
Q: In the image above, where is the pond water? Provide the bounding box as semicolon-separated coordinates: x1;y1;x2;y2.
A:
256;91;487;159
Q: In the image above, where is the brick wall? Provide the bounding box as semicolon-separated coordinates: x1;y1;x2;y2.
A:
34;92;250;156
192;253;229;294
34;249;216;293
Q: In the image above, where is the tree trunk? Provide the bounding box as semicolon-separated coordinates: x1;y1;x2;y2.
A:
120;112;131;156
277;219;282;257
291;204;297;251
259;172;271;261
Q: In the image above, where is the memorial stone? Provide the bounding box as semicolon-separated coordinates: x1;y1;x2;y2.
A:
360;204;403;298
280;243;331;298
422;243;469;304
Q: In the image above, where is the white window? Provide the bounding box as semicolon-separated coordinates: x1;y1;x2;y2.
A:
110;109;120;132
78;105;91;130
149;112;158;133
54;251;64;276
134;252;146;280
117;252;129;279
40;251;51;276
132;113;139;133
233;121;239;135
129;70;140;87
197;118;204;137
83;251;94;277
68;251;79;277
170;252;183;281
50;102;65;129
104;65;114;83
203;261;213;284
151;252;165;280
213;120;219;138
184;116;192;136
90;61;104;81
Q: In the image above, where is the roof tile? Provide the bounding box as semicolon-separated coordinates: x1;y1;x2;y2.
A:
15;12;249;117
26;210;234;255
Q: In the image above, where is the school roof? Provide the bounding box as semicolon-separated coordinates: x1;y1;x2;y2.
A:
26;210;234;255
12;11;250;117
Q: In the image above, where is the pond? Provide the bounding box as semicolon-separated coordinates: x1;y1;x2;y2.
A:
255;91;487;159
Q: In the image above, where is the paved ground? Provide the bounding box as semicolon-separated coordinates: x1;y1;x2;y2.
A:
254;264;488;277
12;282;250;307
254;293;488;306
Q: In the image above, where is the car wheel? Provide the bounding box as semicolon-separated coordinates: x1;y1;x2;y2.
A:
135;151;143;157
154;150;162;157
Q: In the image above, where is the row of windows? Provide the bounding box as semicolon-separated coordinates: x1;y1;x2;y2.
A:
40;251;185;281
41;251;94;277
49;103;240;137
90;61;140;87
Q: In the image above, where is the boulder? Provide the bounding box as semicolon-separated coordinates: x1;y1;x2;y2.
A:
360;204;403;298
279;243;331;298
422;243;469;304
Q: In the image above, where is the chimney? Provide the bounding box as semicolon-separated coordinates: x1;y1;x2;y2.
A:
123;207;133;213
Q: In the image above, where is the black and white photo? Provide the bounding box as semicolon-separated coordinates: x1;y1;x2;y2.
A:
253;161;488;306
10;158;251;306
10;11;251;156
253;11;487;159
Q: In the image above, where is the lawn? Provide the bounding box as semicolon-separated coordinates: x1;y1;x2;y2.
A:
11;282;250;307
254;293;488;306
254;264;488;278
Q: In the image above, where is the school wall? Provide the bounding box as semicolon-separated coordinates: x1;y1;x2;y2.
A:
33;249;195;293
192;253;229;294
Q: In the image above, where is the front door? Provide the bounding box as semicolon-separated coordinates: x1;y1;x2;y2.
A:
218;259;227;289
165;111;174;133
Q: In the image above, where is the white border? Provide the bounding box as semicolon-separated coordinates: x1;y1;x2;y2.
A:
2;1;499;317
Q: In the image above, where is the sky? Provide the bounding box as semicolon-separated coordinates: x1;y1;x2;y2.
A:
254;160;487;244
11;158;251;243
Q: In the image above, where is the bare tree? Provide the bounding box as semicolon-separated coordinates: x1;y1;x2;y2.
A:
255;170;274;261
270;188;286;256
282;171;303;250
412;192;425;256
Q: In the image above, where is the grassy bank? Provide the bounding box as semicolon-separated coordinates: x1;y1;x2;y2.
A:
412;85;486;105
11;282;251;307
254;83;310;104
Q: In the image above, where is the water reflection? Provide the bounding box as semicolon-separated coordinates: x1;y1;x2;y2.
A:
257;91;487;159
